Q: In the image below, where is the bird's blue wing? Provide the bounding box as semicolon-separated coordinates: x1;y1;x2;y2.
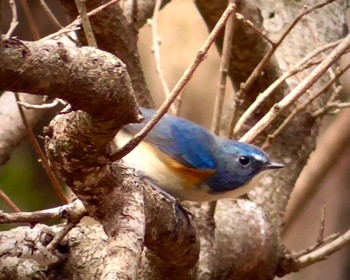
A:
123;108;217;170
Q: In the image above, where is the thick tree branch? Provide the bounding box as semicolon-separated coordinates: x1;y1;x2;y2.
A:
59;0;155;108
0;224;60;266
0;38;140;123
0;1;120;167
0;37;199;277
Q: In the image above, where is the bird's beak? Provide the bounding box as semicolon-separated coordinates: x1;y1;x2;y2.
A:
266;161;284;170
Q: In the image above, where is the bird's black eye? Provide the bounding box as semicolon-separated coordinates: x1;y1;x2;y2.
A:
239;155;250;166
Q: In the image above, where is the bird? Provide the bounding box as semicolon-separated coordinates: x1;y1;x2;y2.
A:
115;107;284;202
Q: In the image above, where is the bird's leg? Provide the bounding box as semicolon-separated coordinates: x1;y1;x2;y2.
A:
140;176;192;224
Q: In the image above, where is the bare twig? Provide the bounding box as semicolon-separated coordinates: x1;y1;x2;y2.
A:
0;186;21;212
211;0;237;134
5;0;18;38
46;201;87;250
149;0;175;114
240;34;350;144
38;0;78;45
0;199;86;224
47;219;81;250
38;0;63;29
312;101;350;117
263;62;350;148
235;13;273;45
208;0;237;220
44;0;120;41
20;0;40;40
291;233;340;259
278;228;349;276
14;93;68;204
110;3;236;161
317;205;326;244
18;98;62;110
74;0;97;48
235;39;342;135
303;16;337;88
228;0;338;138
293;229;350;270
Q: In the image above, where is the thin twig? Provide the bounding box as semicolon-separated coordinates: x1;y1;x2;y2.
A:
38;0;63;29
74;0;97;48
38;0;78;44
240;34;350;144
149;0;175;114
293;228;350;270
317;205;326;244
235;13;273;45
46;201;87;250
228;0;338;138
49;27;81;38
14;93;68;204
209;0;237;219
20;0;40;40
313;101;350;117
263;62;350;148
46;218;84;250
211;0;237;134
110;3;236;161
278;229;348;275
288;233;340;259
234;39;342;135
18;99;59;109
17;98;63;110
304;16;338;98
5;0;18;38
0;186;21;212
0;200;86;224
43;0;121;41
263;86;338;149
304;17;337;86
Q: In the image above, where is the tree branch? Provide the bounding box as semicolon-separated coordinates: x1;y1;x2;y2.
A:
0;199;86;224
0;36;199;277
59;0;155;108
277;228;350;275
0;224;61;266
0;38;140;122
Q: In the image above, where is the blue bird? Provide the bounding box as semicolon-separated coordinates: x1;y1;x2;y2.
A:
116;108;284;202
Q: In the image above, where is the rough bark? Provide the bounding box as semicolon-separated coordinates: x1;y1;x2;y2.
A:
0;36;199;279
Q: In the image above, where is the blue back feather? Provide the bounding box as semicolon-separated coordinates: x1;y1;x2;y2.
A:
123;108;274;194
123;108;217;170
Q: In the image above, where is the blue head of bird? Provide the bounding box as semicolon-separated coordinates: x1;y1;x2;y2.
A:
205;139;284;196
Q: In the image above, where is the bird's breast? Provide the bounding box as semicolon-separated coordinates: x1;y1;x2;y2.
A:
115;131;205;198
